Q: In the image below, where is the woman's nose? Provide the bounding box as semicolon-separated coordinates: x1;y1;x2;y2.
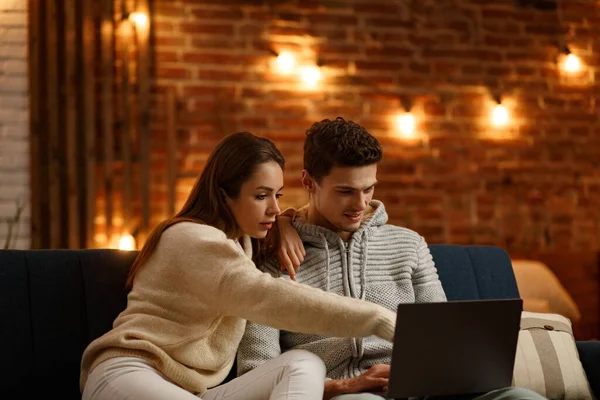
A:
268;200;280;215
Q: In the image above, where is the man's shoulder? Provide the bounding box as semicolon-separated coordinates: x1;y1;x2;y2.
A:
372;224;424;244
257;257;285;277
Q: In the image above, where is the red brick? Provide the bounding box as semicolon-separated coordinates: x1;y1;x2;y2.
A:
191;38;245;49
155;51;179;62
179;23;234;35
484;35;512;47
183;85;236;97
353;2;400;14
154;36;186;47
157;67;192;79
308;14;358;26
182;52;237;64
190;8;243;20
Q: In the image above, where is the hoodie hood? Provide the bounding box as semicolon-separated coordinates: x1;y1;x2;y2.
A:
291;199;388;246
290;199;388;299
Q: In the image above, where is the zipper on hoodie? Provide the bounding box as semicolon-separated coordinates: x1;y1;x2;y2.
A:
343;239;366;370
343;239;367;375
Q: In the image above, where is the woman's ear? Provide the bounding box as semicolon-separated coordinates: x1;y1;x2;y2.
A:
219;188;230;204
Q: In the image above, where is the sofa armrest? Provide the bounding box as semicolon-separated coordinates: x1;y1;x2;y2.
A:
577;341;600;398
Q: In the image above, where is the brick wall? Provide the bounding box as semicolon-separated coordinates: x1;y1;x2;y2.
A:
144;0;600;338
0;0;29;249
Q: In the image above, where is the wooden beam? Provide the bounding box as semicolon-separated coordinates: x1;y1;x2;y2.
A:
136;0;151;243
28;0;42;248
82;0;96;248
45;0;62;248
101;0;114;246
167;87;176;216
120;1;133;236
65;0;80;248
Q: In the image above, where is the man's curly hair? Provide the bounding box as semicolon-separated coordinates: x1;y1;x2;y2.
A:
304;117;383;182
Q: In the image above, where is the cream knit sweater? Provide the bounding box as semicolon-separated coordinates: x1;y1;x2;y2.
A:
79;222;397;394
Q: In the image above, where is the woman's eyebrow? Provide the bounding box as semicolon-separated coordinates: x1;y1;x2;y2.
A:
255;186;284;192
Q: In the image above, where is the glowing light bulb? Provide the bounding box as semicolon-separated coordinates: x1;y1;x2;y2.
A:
492;104;509;127
119;234;136;251
564;53;580;73
275;52;296;74
300;66;322;89
395;113;416;138
129;12;148;27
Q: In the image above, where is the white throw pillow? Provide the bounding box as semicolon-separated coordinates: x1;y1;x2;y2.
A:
512;311;593;399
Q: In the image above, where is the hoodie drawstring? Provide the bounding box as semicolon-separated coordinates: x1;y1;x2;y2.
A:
360;230;369;300
320;233;331;292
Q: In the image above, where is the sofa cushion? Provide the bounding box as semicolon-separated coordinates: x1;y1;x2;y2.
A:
430;245;520;301
513;311;593;399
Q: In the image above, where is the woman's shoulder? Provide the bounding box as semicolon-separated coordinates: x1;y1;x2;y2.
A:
162;221;228;245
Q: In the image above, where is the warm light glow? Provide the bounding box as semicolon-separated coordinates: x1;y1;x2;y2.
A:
275;52;296;74
119;234;136;251
129;12;148;27
491;104;509;127
300;66;322;89
395;113;416;138
563;53;581;73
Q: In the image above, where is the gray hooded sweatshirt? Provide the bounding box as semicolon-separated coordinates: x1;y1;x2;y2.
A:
237;200;447;380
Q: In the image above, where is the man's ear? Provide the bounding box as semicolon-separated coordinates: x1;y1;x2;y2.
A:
301;170;316;193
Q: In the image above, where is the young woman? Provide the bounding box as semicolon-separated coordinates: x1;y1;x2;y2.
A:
80;132;397;400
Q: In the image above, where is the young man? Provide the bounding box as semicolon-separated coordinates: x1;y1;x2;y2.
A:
237;118;545;400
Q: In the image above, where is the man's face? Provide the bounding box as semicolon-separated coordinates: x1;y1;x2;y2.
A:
303;164;377;239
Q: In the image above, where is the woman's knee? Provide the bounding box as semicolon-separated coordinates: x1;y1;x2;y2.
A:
282;349;326;377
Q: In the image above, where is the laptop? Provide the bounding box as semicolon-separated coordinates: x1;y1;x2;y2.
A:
387;298;523;399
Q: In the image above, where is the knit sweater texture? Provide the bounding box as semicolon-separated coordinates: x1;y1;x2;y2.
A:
79;222;397;394
237;200;447;380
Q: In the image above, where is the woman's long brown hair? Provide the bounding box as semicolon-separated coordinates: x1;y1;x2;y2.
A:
126;132;285;288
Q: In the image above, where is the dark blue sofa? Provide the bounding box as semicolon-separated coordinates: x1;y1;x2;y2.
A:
0;246;598;398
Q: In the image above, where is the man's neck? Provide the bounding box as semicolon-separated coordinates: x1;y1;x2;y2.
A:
306;201;352;242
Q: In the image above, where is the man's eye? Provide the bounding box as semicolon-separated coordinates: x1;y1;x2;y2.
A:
256;195;267;200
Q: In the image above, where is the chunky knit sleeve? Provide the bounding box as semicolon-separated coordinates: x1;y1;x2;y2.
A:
413;235;447;303
173;224;397;342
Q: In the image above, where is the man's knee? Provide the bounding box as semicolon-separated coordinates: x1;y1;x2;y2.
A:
480;387;547;400
330;394;386;400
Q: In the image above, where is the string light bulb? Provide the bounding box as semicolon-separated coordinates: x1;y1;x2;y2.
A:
491;100;509;127
395;112;416;138
300;66;322;89
274;52;296;74
128;12;148;27
118;234;136;251
563;52;581;73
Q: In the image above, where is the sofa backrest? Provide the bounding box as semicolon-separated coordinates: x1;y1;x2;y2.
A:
431;245;520;300
0;249;136;397
0;245;519;397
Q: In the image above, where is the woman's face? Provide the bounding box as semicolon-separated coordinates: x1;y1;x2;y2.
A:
225;161;283;239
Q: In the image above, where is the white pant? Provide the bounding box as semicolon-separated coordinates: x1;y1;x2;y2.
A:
83;350;326;400
329;387;546;400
